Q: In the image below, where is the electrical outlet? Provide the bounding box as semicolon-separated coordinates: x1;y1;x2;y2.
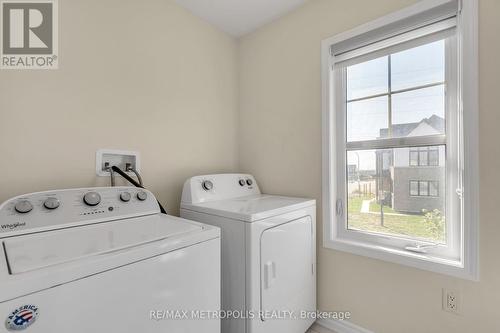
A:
442;288;461;314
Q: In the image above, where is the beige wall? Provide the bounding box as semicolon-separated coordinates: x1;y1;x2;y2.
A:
0;0;238;215
239;0;500;332
2;0;499;332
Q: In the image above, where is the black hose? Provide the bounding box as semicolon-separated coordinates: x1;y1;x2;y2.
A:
111;166;167;214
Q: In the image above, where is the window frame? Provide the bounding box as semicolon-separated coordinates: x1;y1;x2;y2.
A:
321;0;479;280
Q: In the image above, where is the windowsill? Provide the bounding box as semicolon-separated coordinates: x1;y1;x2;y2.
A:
323;236;478;281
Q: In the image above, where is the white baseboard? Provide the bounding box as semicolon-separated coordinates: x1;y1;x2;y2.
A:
315;318;374;333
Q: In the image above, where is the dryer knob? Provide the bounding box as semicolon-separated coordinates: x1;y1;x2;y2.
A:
83;192;101;206
137;191;147;201
15;200;33;214
246;179;253;186
202;180;213;191
238;179;246;186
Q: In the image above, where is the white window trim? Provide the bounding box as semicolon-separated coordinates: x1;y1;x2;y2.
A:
321;0;479;280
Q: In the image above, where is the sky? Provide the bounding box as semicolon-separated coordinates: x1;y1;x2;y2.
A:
346;39;446;170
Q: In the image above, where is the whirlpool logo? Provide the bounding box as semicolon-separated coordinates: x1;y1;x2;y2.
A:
5;305;39;331
0;0;58;69
1;222;26;230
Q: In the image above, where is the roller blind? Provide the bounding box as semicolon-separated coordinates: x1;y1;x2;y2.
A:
330;0;459;62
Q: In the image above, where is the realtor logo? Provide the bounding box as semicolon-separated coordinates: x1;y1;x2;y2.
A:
1;0;58;69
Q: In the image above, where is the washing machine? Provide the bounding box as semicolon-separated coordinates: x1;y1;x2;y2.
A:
180;174;316;333
0;187;220;333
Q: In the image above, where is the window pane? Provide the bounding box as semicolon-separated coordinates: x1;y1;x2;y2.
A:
347;96;388;142
428;149;439;166
410;181;419;196
391;85;445;137
409;151;419;166
419;181;429;196
347;56;388;100
429;181;439;197
346;145;446;243
419;151;428;166
391;39;445;91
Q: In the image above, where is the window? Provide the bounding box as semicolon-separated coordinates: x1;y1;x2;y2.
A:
322;0;479;279
342;27;452;244
410;180;439;197
410;147;440;166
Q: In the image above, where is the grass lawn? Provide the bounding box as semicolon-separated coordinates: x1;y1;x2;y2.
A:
347;197;444;242
369;200;397;214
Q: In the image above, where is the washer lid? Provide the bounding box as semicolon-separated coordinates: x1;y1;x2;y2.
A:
3;214;203;274
181;194;315;222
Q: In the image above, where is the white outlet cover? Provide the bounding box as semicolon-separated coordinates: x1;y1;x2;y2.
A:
95;149;141;177
442;288;461;315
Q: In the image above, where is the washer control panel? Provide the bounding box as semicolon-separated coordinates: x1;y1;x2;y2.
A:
181;174;260;204
0;187;159;237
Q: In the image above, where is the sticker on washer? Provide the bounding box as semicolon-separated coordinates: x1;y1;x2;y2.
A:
5;305;39;331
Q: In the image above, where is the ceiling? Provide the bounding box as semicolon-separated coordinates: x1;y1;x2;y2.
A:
175;0;306;37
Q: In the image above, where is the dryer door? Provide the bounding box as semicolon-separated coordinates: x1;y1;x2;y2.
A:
260;216;315;318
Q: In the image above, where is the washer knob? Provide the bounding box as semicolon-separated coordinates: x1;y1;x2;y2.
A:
15;200;33;214
238;179;246;186
83;192;101;206
120;192;131;202
137;191;147;201
246;179;253;186
44;197;60;210
202;180;213;191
